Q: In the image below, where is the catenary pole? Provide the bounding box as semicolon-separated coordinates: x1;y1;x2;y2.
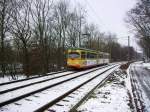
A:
128;36;130;62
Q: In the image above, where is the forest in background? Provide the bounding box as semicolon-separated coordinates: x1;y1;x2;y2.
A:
126;0;150;60
0;0;136;77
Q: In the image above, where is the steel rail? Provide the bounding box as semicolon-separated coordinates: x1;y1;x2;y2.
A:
0;70;68;86
0;65;109;94
0;65;110;107
0;71;77;94
34;65;118;112
69;70;116;111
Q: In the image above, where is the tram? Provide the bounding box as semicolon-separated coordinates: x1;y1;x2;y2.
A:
67;48;110;69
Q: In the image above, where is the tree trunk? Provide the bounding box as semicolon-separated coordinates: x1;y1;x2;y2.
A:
0;1;6;76
23;43;30;77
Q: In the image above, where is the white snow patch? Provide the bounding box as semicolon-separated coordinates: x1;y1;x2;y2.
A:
0;70;68;84
126;64;133;100
143;62;150;70
141;90;150;111
0;75;26;83
0;65;116;112
131;63;150;112
78;69;132;112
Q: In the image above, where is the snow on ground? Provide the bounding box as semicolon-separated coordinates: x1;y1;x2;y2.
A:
140;88;150;112
0;65;115;112
143;62;150;70
0;70;66;84
0;75;27;83
139;84;150;112
78;69;132;112
132;62;150;112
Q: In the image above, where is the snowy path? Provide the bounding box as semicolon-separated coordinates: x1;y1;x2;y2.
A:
130;62;150;112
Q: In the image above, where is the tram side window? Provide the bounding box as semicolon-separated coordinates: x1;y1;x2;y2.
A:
90;54;94;59
104;54;107;59
107;54;110;59
103;54;109;59
81;52;86;59
92;53;96;58
87;53;90;59
103;54;106;59
68;52;80;58
99;54;103;58
87;53;97;59
104;54;108;59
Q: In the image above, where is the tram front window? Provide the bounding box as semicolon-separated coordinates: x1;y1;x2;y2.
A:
68;52;80;59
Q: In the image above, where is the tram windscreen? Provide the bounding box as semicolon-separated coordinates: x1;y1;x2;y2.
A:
68;52;80;58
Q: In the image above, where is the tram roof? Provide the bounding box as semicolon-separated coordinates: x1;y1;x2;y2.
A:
68;47;109;55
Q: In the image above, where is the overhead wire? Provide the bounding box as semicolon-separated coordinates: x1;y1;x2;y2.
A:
84;0;107;29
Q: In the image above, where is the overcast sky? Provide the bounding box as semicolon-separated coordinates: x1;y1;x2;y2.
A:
71;0;141;51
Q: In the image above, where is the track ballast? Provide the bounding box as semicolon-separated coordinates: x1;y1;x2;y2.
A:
0;64;120;112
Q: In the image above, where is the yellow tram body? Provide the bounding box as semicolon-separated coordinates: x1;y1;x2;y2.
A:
67;48;109;69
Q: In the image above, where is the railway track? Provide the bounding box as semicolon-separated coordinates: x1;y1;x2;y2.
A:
0;64;120;112
38;65;119;112
0;70;68;86
0;71;75;94
0;65;109;95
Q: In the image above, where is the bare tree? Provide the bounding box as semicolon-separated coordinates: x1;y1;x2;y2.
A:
52;0;71;68
30;0;53;74
0;0;136;77
66;12;79;47
0;0;13;75
10;0;32;76
126;0;150;58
